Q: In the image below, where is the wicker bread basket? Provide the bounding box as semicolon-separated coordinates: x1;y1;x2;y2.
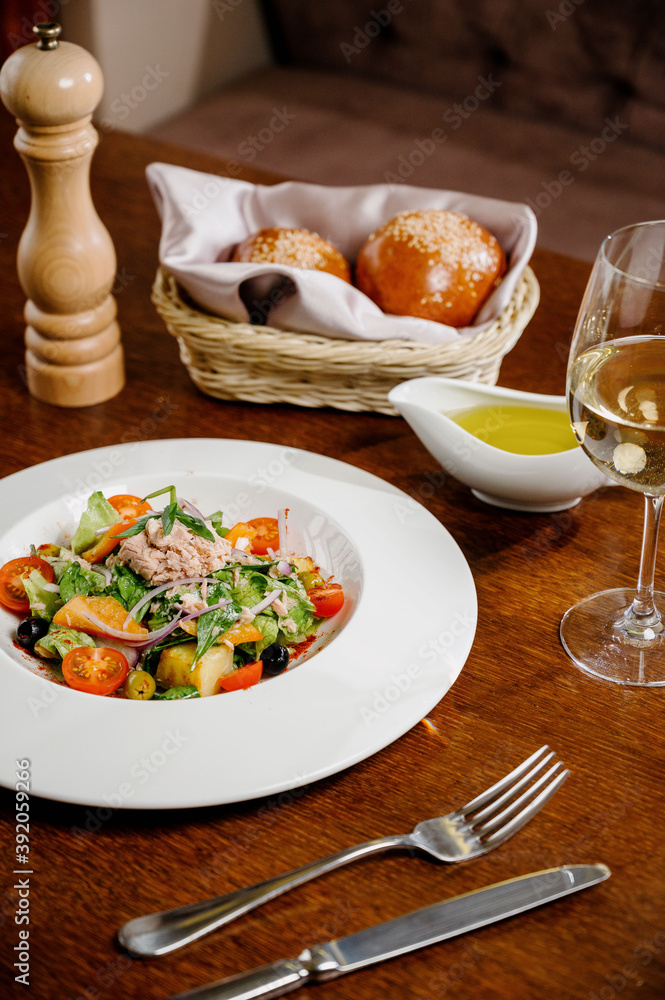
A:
152;264;539;415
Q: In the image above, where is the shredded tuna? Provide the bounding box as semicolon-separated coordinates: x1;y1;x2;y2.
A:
273;596;289;617
273;590;297;617
115;519;233;585
178;592;207;615
165;583;198;599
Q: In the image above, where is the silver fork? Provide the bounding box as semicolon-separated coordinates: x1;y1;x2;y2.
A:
118;745;568;957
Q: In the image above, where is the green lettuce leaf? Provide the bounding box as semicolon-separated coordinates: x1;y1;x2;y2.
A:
208;511;226;537
145;584;198;631
277;606;317;645
59;562;107;604
23;570;61;621
192;581;239;669
107;564;150;615
278;576;315;609
231;570;268;610
271;577;316;644
154;685;200;700
250;612;279;656
70;492;121;554
34;623;95;660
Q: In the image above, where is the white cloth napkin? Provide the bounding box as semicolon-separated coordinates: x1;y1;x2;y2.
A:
146;162;537;346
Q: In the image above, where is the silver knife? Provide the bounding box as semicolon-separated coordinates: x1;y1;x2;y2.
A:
164;864;610;1000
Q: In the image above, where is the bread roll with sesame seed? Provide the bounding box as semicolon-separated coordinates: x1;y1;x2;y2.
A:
231;227;352;283
355;209;506;327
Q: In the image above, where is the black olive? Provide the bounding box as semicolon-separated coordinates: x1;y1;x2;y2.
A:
260;643;290;676
17;616;49;651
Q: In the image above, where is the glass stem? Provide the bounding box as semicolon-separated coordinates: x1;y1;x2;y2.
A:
627;493;664;630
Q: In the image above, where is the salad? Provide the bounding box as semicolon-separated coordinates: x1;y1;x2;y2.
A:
0;486;345;699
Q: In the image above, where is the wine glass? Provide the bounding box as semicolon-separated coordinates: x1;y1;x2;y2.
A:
560;220;665;685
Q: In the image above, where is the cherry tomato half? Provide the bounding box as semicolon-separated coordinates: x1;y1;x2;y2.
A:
62;646;129;696
0;556;55;614
81;519;136;565
247;517;280;556
218;660;263;692
107;494;153;520
306;583;345;618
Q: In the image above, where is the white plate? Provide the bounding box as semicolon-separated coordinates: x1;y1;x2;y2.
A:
0;439;476;809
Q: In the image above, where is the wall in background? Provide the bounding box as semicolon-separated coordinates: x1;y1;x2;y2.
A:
59;0;272;133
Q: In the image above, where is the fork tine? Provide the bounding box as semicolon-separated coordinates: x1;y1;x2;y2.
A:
479;766;570;848
468;755;560;825
458;745;553;816
472;761;566;837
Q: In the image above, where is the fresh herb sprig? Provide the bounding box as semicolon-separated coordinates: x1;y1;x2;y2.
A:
115;486;216;543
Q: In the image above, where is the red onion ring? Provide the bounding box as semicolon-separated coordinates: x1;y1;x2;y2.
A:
277;509;288;556
228;546;258;560
177;497;206;520
97;637;140;669
80;599;233;650
132;600;232;650
94;523;121;536
249;590;281;616
78;608;184;645
92;564;113;586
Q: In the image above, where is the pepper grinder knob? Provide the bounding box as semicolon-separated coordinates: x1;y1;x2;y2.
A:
0;21;124;407
34;21;61;50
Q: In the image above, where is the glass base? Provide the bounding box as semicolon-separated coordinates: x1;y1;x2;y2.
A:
560;588;665;686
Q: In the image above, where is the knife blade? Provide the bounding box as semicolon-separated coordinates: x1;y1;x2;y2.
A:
165;863;610;1000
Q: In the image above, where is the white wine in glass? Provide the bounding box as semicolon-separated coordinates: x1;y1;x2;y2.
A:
561;220;665;685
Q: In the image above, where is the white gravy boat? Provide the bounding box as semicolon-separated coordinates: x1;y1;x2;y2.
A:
388;377;612;512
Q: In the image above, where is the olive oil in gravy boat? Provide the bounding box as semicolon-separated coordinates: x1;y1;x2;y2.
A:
388;377;612;512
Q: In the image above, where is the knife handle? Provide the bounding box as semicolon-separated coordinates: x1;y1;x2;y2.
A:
166;958;310;1000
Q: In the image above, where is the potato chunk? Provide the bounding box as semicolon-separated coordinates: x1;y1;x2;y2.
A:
155;642;234;697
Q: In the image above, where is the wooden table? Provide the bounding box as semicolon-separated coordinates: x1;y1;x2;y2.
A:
1;110;663;1000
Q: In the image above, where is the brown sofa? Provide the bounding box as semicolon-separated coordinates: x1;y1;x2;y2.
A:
150;0;665;261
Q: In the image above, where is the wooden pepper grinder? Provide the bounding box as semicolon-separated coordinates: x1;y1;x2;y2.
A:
0;22;124;406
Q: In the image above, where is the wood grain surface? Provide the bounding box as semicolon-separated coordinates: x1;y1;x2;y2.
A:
0;109;663;1000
